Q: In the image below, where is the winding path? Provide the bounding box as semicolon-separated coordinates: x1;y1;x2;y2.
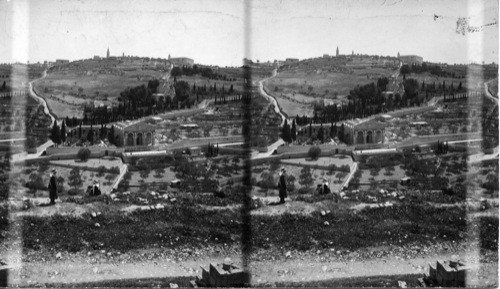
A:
256;69;287;127
28;70;56;127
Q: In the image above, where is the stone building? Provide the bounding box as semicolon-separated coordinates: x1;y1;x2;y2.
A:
168;55;194;67
398;55;423;65
343;119;385;145
113;121;156;147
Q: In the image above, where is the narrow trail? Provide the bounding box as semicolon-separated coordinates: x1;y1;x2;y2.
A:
28;70;56;127
256;69;286;127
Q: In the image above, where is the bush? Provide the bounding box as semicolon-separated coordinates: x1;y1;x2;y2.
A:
308;146;321;160
67;188;81;196
298;186;313;195
97;166;106;177
109;166;120;174
77;148;91;162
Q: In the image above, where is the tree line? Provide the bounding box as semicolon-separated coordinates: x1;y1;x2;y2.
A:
65;78;242;128
171;65;237;81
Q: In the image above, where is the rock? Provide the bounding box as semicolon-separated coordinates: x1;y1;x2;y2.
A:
285;251;291;258
320;210;326;216
398;280;407;288
110;193;117;199
324;221;330;226
94;223;101;228
170;198;177;203
169;283;179;288
91;212;97;218
55;252;62;259
322;265;327;272
93;267;98;274
156;204;165;209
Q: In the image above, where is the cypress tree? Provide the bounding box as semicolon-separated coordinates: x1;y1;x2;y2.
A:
60;120;66;143
87;124;94;144
291;119;297;141
281;119;291;143
317;123;324;142
50;121;61;145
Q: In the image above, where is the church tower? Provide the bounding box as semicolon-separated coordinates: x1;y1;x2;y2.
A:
336;46;339;57
107;47;110;58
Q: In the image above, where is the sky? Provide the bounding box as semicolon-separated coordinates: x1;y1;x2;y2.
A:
0;0;498;66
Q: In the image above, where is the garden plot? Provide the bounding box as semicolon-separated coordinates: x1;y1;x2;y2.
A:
16;164;119;197
281;156;353;168
127;168;177;191
50;157;122;170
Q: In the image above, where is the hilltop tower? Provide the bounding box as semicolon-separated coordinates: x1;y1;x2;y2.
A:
107;47;110;58
397;52;400;58
168;54;171;60
352;50;354;56
336;46;339;57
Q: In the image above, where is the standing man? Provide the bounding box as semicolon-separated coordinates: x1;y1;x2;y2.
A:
48;168;58;205
278;167;287;204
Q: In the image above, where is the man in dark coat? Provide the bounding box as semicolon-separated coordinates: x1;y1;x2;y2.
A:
48;168;58;205
278;167;287;204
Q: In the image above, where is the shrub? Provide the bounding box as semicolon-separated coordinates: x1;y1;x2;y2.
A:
109;166;120;174
308;146;321;160
298;186;313;195
77;148;91;162
97;166;106;177
67;188;81;196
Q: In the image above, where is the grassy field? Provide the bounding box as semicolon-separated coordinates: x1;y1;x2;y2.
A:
273;94;314;117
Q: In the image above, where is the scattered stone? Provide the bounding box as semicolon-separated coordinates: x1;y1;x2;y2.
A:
322;265;327;272
55;252;62;259
324;221;330;226
320;210;326;216
156;204;165;209
94;223;100;228
285;251;291;258
398;280;407;288
169;283;179;288
93;267;98;274
91;212;97;218
170;198;177;203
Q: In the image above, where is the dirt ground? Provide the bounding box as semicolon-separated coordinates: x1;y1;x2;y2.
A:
4;234;497;287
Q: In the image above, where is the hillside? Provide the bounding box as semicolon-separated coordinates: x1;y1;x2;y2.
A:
264;55;399;117
32;58;254;119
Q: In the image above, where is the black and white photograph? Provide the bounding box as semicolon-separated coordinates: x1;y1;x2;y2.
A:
0;0;498;287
